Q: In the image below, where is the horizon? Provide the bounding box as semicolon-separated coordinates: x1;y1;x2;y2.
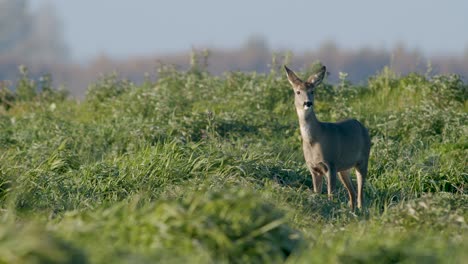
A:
28;0;468;62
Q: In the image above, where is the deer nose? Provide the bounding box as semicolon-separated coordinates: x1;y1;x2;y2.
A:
304;101;313;107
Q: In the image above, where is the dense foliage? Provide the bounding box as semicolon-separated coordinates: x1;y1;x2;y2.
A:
0;63;466;263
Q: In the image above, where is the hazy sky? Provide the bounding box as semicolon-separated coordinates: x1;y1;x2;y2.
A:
30;0;468;61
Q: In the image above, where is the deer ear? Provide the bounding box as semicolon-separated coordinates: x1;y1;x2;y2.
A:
306;66;326;87
284;65;303;87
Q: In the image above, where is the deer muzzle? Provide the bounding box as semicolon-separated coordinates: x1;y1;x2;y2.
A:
304;101;313;109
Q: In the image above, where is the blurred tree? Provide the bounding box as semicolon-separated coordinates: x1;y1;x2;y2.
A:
243;35;269;54
241;34;270;72
0;0;32;54
28;1;70;63
0;0;69;63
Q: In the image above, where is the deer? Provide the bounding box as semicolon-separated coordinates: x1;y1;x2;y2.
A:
284;65;371;210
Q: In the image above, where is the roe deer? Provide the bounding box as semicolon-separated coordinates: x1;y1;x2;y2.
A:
284;65;371;209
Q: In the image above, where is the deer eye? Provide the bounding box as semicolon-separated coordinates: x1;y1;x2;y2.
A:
296;91;301;95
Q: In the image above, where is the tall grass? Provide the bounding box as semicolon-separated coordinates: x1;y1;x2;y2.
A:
0;63;466;263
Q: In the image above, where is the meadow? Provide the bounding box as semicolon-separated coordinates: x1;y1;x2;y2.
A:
0;59;467;263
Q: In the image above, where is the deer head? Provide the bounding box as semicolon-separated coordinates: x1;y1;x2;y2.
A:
284;65;326;112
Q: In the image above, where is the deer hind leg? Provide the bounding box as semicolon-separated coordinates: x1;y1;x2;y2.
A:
338;170;357;210
355;161;368;209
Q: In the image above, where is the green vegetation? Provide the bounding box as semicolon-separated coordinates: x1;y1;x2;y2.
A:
0;62;467;263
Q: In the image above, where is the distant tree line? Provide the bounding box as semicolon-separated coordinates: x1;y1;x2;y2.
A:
5;38;466;97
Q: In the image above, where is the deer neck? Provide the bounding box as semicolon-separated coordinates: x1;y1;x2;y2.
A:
297;109;322;142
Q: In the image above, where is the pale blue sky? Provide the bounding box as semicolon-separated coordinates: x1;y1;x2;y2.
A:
30;0;468;61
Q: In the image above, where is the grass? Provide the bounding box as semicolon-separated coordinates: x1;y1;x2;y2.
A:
0;62;467;263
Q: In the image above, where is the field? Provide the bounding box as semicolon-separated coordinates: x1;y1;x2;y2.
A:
0;61;467;263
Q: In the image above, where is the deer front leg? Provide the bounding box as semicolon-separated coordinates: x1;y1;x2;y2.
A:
307;162;323;193
326;164;337;200
311;173;323;193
